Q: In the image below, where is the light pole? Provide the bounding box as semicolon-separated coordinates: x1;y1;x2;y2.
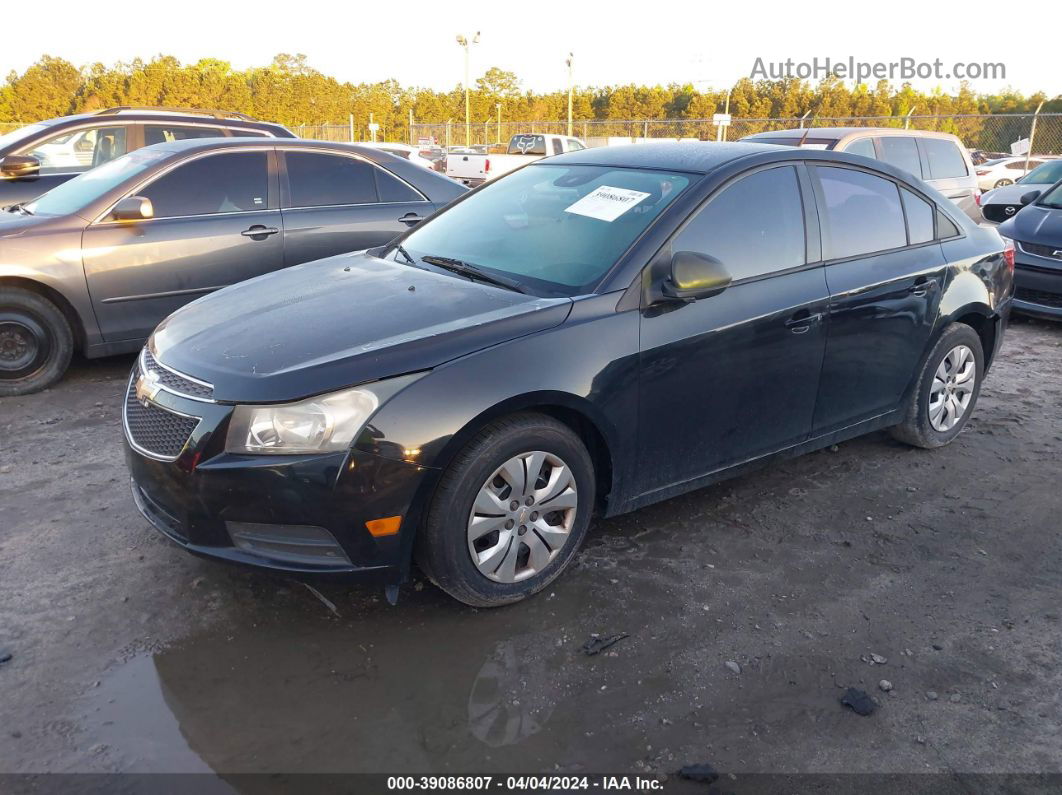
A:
495;102;502;144
565;52;574;137
456;32;480;145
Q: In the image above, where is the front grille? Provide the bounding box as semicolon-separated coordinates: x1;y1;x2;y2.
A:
1015;287;1062;309
124;369;201;460
141;349;214;400
982;204;1022;223
1018;240;1062;260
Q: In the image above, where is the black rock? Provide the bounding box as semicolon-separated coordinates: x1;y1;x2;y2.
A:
840;687;877;716
677;762;719;783
582;633;629;656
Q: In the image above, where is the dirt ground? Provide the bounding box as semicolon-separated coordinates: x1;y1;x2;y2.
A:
1;318;1061;790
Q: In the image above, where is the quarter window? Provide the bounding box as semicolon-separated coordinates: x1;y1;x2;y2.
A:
673;166;806;281
817;166;907;259
877;137;922;178
285;152;378;207
901;188;935;244
138;152;269;217
844;138;876;159
923;139;969;179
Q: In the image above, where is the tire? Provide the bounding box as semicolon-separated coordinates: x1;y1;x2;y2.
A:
890;323;984;449
0;287;74;397
416;412;596;607
993;178;1014;189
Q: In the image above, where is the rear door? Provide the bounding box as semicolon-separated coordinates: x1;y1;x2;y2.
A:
82;148;283;342
637;164;830;493
279;149;431;264
809;164;947;434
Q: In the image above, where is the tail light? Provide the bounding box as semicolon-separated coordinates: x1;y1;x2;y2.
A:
976;169;989;176
484;158;491;173
1002;237;1015;273
974;190;982;206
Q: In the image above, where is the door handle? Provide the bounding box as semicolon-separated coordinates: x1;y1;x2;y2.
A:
908;277;930;297
398;213;424;226
241;225;279;238
785;311;823;334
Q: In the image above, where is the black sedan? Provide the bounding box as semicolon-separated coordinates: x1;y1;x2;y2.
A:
0;138;466;395
998;179;1062;320
125;142;1013;606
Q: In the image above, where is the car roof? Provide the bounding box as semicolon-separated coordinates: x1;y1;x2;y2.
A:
140;137;396;156
743;127;961;142
36;110;292;135
546;141;802;173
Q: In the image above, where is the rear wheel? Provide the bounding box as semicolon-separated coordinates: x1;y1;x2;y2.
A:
416;413;595;607
993;178;1014;189
890;323;983;449
0;287;74;396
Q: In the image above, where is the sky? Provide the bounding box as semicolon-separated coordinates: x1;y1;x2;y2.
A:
5;0;1059;97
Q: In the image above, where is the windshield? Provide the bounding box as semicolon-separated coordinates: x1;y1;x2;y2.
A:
0;123;48;152
24;147;172;217
1023;160;1062;184
396;163;692;295
1038;181;1062;209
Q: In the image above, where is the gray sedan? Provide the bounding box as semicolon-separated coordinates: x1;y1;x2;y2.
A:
0;138;467;395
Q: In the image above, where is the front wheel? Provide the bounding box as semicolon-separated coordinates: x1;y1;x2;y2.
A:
890;323;984;449
0;287;74;396
416;413;595;607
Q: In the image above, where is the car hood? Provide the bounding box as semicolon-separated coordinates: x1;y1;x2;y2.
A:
152;251;574;403
0;211;52;238
980;182;1052;206
999;204;1062;248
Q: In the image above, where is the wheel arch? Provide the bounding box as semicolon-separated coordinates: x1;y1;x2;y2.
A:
0;274;88;351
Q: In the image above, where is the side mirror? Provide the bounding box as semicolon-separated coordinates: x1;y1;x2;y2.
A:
1020;190;1041;206
0;155;40;178
661;251;732;302
111;196;154;222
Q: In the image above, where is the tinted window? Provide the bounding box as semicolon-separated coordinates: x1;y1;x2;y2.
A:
286;152;378;207
937;211;961;237
567;139;586;151
901;188;934;244
817;167;907;259
673;166;805;281
1007;159;1040;171
22;126;127;174
551;138;564;155
508;135;547;155
1023;160;1062;184
844;138;876;159
25;147;171;217
375;167;424;202
923;139;968;179
139;152;269;217
144;125;227;145
877;137;922;178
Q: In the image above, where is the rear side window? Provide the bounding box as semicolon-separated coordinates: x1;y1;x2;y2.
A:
877;137;922;178
285;152;378;207
139;152;269;217
375;168;424;202
817;166;907;259
923;139;969;179
901;188;935;244
144;125;227;145
843;138;876;159
551;138;564;155
673;166;806;281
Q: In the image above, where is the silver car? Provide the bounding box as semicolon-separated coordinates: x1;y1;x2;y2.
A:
740;127;981;221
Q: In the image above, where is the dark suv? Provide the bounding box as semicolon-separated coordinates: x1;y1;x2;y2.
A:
0;107;295;207
0;138;466;395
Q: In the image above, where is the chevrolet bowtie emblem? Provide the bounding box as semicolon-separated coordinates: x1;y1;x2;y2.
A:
135;369;162;406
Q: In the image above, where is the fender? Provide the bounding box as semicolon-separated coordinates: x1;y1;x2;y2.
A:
0;262;102;351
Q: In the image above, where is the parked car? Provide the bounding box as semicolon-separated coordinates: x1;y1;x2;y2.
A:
979;159;1062;224
997;179;1062;319
970;150;1010;166
446;134;587;186
124;142;1012;606
0;107;295;208
974;156;1055;191
355;141;436;169
740;127;982;221
0;138;466;395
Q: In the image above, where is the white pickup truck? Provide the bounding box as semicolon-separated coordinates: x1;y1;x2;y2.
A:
446;133;588;186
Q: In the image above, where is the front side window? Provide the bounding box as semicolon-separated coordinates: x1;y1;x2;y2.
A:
398;163;692;295
672;166;806;281
25;146;171;217
923;139;968;179
144;125;227;146
138;152;269;218
285;152;377;207
376;168;424;203
817;166;907;259
877;137;922;178
1037;182;1062;209
21;126;127;174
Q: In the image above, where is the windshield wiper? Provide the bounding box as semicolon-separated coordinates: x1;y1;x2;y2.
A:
5;203;31;215
392;244;416;265
421;255;530;294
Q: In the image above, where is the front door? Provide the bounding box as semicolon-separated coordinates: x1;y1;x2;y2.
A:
280;150;431;265
637;165;829;495
82;149;282;343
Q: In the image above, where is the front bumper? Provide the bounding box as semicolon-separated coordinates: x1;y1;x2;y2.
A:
123;377;431;582
1013;257;1062;321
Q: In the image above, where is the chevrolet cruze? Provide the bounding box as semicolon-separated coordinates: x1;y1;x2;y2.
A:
124;142;1014;606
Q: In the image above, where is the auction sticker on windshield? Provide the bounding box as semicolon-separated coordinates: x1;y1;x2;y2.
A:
564;185;651;222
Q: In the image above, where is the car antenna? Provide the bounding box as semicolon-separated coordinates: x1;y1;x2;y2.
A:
798;117;817;148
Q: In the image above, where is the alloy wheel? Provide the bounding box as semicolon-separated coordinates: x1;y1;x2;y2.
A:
467;451;578;583
928;344;976;432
